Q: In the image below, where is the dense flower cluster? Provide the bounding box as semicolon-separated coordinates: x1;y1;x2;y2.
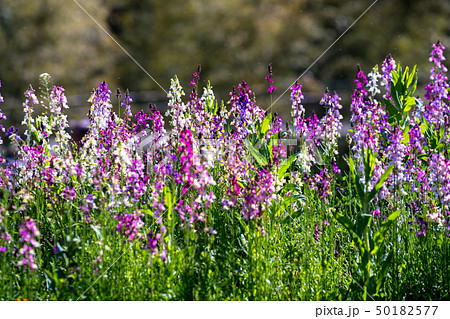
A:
115;211;144;241
0;41;449;275
424;40;450;130
0;207;11;253
242;168;275;220
17;218;40;270
346;41;450;236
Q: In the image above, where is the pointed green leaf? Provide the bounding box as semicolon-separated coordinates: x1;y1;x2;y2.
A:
364;148;375;184
376;252;394;292
402;66;410;82
277;152;298;180
334;212;355;236
356;214;372;238
367;164;394;203
260;112;272;136
406;66;418;96
391;82;402;111
402;125;411;144
164;186;173;209
349;156;365;201
371;210;400;254
281;183;302;193
245;140;268;166
403;96;416;113
385;98;397;116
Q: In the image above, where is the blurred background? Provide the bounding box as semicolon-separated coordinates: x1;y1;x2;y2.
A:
1;0;450;134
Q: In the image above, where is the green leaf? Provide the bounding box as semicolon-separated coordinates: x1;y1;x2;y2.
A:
32;129;40;143
356;214;372;238
402;66;409;83
245;140;268;166
164;186;173;209
334;213;355;235
260;112;272;136
406;66;418;96
385;99;397;117
281;183;302;194
43;269;57;288
402;125;411;144
403;96;416;113
417;153;428;161
420;117;430;135
371;210;400;254
90;225;103;240
349;156;365;201
391;85;402;112
376;252;394;292
439;124;445;142
351;233;365;254
367;164;394;203
277;152;298;180
364;149;375;185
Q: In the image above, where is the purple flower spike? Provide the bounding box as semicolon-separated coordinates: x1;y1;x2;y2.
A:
265;64;277;95
0;80;4;103
0;81;6;147
424;41;449;129
17;218;40;270
115;210;144;241
381;54;396;99
290;81;306;138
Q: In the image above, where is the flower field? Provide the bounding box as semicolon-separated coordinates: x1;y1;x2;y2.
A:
0;42;449;301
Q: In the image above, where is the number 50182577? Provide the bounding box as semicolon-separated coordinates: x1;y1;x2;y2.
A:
376;306;438;316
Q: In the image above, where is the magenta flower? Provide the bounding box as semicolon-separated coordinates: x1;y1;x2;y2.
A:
115;210;144;241
242;168;275;220
17;218;40;270
313;223;321;242
265;64;277;95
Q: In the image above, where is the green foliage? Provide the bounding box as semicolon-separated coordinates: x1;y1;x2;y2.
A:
334;149;398;300
385;64;418;127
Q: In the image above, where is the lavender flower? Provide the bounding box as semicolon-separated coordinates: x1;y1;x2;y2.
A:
429;152;450;211
242;168;275;220
173;128;216;225
0;81;5;147
381;54;396;99
386;126;406;185
229;81;264;139
290;81;306;138
22;86;39;142
142;229;167;261
17;218;40;270
319;90;343;157
408;123;426;157
115;210;144;241
309;167;332;199
424;40;450;129
0;209;11;253
121;89;133;118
